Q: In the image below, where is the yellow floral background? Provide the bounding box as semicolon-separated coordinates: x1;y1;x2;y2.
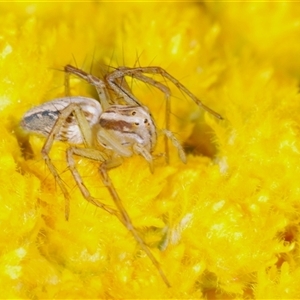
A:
1;2;300;299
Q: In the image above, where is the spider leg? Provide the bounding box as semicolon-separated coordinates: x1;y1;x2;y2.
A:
41;103;94;220
99;160;171;287
64;64;111;110
161;129;187;164
108;75;134;103
66;145;170;287
113;66;223;120
66;147;119;216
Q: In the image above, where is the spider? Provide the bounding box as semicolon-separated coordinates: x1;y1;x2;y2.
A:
21;64;222;287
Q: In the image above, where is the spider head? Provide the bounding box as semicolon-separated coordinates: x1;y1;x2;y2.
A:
97;105;157;156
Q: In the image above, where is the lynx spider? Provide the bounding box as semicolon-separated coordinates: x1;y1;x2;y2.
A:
21;64;222;287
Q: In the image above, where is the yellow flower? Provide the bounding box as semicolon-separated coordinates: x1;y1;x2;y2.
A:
1;2;300;299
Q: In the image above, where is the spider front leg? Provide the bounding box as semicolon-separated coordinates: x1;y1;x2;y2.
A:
67;147;171;287
108;66;223;120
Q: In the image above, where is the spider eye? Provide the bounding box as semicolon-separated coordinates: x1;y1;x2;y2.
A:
135;122;139;126
131;111;136;116
144;119;148;124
